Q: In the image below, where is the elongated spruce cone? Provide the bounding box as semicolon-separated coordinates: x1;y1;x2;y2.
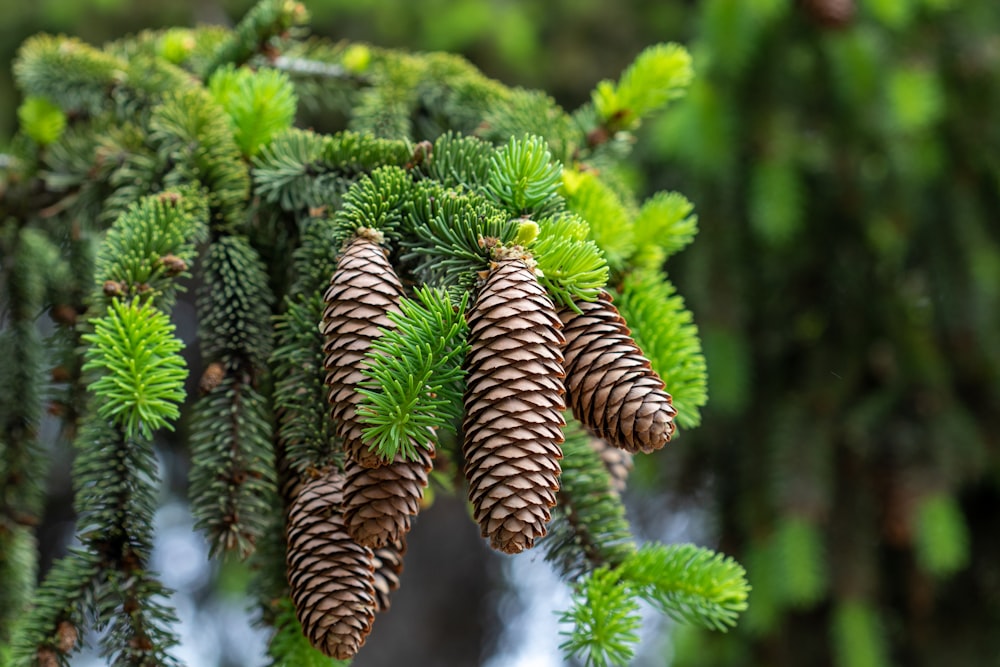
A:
463;258;566;555
559;291;676;454
343;443;433;548
322;234;404;468
372;540;406;613
286;470;376;660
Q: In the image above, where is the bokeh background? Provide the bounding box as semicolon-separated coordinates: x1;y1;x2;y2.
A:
5;1;1000;665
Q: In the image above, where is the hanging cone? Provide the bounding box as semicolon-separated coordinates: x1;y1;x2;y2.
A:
322;232;404;468
589;436;634;494
343;441;434;549
463;258;566;555
286;469;377;660
372;539;407;613
559;291;676;454
800;0;855;28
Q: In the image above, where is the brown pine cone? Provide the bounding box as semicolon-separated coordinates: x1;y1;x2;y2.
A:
372;540;407;613
589;436;634;494
286;469;377;660
559;291;676;454
463;258;566;555
343;443;433;549
322;232;404;468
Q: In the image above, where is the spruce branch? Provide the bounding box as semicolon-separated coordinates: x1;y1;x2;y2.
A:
357;287;469;462
253;129;413;212
197;235;275;372
424;132;492;189
620;543;750;631
149;88;250;230
208;65;298;158
631;191;698;269
401;182;516;289
592;43;693;131
530;213;609;308
14;35;126;115
200;0;310;78
330;165;414;249
81;299;187;440
94;189;208;306
559;567;641;667
189;375;277;559
543;417;636;579
485;134;564;218
272;294;340;477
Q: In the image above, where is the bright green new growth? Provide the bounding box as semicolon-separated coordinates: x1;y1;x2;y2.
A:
16;96;66;145
621;543;750;631
560;169;636;272
632;191;698;269
209;64;298;157
559;544;749;665
81;299;188;440
357;287;469;462
592;42;694;131
559;568;642;667
486;134;564;217
530;213;609;308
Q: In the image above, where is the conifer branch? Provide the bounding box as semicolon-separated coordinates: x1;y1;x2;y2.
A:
401;182;516;290
208;65;298;159
559;568;641;667
543;418;636;579
189;376;277;559
591;43;693;132
149;89;250;230
200;0;310;78
330;165;414;249
357;287;469;462
619;543;750;631
485;134;564;218
81;299;187;440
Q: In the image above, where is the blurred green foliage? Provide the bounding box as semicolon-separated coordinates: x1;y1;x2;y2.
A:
4;0;999;665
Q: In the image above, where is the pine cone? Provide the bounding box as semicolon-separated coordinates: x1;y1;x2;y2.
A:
322;234;404;468
800;0;855;28
589;436;633;494
343;443;433;548
463;258;566;554
559;291;676;454
372;540;406;613
286;470;377;660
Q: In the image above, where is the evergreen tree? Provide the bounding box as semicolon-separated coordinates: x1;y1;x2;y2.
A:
0;2;748;665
